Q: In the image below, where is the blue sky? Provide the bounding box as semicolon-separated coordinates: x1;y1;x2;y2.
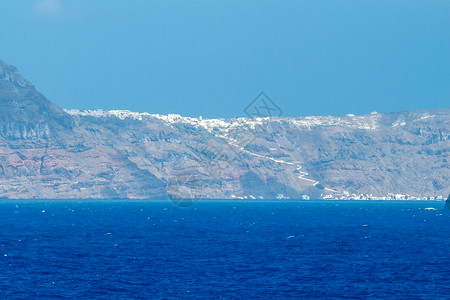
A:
0;0;449;118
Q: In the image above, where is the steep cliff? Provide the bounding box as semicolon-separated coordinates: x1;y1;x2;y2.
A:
0;60;448;199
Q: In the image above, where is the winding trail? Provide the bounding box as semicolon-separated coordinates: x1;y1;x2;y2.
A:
217;132;337;193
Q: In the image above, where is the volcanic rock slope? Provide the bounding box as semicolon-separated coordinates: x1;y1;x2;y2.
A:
0;60;449;199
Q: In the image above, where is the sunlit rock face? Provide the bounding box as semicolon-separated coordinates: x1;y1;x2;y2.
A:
0;59;449;200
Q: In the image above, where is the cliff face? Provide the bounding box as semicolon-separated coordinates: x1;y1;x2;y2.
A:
0;60;167;199
0;60;73;143
0;60;449;199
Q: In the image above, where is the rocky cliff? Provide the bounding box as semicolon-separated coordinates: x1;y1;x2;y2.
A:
0;60;448;199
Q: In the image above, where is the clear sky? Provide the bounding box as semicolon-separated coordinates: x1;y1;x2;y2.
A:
0;0;448;118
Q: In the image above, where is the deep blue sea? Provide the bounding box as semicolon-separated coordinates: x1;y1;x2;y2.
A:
0;200;449;299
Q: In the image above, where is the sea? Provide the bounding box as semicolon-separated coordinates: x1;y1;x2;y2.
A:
0;200;449;299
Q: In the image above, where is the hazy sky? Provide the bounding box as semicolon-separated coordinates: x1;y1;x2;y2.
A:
0;0;449;118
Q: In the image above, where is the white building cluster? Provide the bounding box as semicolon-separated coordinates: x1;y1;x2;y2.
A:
321;191;444;200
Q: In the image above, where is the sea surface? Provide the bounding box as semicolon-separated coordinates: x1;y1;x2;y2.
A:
0;200;449;299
